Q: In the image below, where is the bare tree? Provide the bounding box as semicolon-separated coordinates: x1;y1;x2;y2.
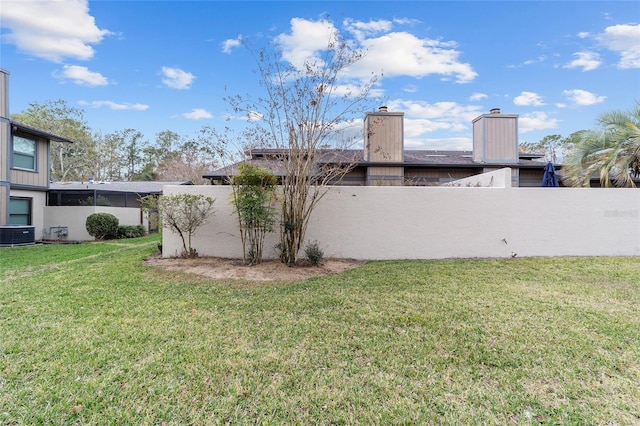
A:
159;193;215;258
227;22;379;265
156;126;229;184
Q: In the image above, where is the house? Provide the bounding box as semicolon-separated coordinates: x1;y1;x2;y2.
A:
204;107;552;187
45;180;191;241
1;69;191;244
1;69;75;245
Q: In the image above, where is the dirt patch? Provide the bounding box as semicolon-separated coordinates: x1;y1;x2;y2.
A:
144;254;366;282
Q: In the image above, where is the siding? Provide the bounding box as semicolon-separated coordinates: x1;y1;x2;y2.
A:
472;119;483;162
485;117;517;161
364;112;404;163
0;185;7;224
10;137;49;188
472;112;518;164
0;70;7;119
520;168;546;187
0;121;8;182
367;166;404;186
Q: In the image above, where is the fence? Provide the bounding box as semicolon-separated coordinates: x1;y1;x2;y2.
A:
162;169;640;260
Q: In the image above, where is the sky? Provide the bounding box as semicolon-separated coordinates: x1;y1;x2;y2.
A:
1;1;639;152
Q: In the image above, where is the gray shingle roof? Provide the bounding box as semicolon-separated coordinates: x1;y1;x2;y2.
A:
203;149;551;179
49;181;192;194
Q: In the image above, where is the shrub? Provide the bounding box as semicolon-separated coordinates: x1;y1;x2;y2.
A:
158;193;215;258
304;240;324;266
86;213;119;240
117;225;146;239
231;163;278;265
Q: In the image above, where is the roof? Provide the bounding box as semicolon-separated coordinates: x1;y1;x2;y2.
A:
49;181;192;194
11;120;76;144
204;149;553;179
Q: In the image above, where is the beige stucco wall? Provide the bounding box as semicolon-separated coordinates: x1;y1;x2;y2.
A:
162;178;640;260
444;168;511;188
44;206;143;241
10;189;46;239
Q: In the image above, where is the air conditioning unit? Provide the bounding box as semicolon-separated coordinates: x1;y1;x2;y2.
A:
0;226;36;247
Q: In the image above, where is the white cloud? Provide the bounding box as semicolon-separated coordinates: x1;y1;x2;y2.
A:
222;36;242;54
329;83;385;99
518;112;560;133
563;51;601;71
343;18;393;41
562;89;606;106
524;56;547;65
386;99;483;149
469;92;488;101
513;92;545;107
55;65;108;86
596;23;640;69
161;67;195;89
392;18;421;26
353;31;477;83
80;100;149;111
404;137;471;151
275;18;477;84
0;0;111;62
227;111;264;122
182;108;213;120
276;18;339;69
403;84;418;93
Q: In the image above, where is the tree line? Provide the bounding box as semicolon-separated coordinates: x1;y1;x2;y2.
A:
9;23;639;265
520;102;640;187
11;100;223;184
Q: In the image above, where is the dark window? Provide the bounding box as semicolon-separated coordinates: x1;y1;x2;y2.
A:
9;197;32;225
13;135;37;171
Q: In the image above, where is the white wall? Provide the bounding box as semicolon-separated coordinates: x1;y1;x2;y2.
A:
444;167;511;188
162;177;640;260
44;206;143;241
10;189;46;239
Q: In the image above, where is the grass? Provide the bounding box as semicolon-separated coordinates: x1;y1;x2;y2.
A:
1;235;639;424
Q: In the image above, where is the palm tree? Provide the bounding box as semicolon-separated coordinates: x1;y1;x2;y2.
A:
562;103;640;187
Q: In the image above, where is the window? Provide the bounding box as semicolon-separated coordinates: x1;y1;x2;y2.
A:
9;197;32;225
13;135;37;170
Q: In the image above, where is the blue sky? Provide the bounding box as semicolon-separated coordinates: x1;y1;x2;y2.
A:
1;1;638;151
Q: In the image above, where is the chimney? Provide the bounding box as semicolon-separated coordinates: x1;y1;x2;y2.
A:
489;108;501;115
378;106;388;112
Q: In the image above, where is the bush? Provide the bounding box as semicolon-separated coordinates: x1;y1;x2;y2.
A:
117;225;146;239
86;213;119;240
304;240;324;266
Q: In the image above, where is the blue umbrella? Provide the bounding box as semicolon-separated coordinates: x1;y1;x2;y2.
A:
542;162;559;187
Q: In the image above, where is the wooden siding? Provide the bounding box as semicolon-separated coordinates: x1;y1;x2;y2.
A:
364;112;404;163
10;137;49;188
472;112;518;164
0;70;7;119
367;166;404;186
0;121;8;182
519;168;546;187
472;119;483;162
0;185;7;225
485;117;517;162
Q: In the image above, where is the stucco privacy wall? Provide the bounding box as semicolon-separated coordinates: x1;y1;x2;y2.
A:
162;182;640;260
44;206;143;241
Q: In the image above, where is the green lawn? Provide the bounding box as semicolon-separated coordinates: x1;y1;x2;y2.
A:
1;235;639;424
